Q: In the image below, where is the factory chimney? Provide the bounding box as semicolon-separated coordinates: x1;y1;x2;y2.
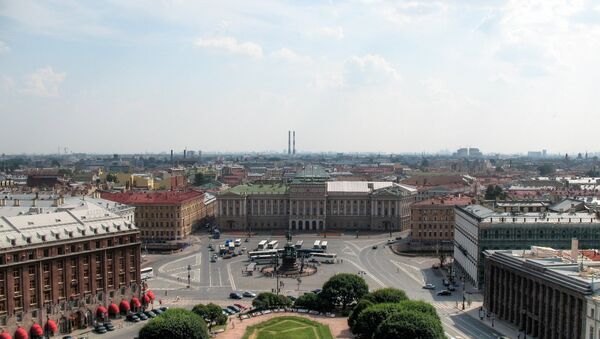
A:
170;150;174;166
184;149;187;159
288;131;291;155
293;131;296;155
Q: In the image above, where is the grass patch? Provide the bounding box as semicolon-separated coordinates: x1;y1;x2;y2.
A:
242;316;333;339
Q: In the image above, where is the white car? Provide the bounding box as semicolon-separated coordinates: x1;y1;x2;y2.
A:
423;283;436;290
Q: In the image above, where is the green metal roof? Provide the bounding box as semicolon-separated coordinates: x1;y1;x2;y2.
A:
224;183;288;195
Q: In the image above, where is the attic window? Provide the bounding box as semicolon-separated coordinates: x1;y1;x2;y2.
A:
55;219;61;222
25;237;31;244
41;235;46;241
27;222;34;226
10;239;16;246
81;230;86;236
81;216;86;219
68;232;73;238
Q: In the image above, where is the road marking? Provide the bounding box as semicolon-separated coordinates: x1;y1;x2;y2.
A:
218;267;223;287
343;257;385;287
227;262;235;291
390;260;424;285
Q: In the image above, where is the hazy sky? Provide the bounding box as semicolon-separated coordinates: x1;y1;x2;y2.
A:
1;1;600;154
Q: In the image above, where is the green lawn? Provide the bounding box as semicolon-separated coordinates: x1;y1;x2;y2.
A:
242;316;334;339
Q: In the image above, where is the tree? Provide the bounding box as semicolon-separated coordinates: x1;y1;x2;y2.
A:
294;292;324;311
396;300;440;320
194;173;208;186
363;288;408;304
352;303;404;338
538;164;555;176
374;311;444;339
347;299;374;329
139;308;209;339
106;173;118;183
252;292;291;310
484;185;505;200
192;303;226;331
321;273;369;310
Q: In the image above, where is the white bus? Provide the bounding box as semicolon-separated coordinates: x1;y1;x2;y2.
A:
311;253;337;264
141;267;154;280
257;240;268;250
248;249;279;257
313;240;321;249
267;240;279;249
250;254;277;264
295;240;304;249
320;241;328;250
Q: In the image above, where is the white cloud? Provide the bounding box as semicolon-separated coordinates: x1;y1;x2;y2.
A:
313;26;344;39
194;36;263;58
1;76;15;92
271;48;311;63
22;67;67;97
347;54;400;79
0;41;9;55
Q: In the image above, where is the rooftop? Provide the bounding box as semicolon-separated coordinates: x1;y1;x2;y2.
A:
223;183;288;195
414;195;473;206
459;204;599;224
101;190;204;205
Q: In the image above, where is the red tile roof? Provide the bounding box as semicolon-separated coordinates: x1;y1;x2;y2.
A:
101;191;203;205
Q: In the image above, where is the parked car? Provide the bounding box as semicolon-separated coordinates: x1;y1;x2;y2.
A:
94;325;107;334
234;303;247;310
151;309;162;316
243;291;256;298
422;283;436;290
159;306;169;312
227;305;241;313
437;290;452;296
137;312;149;321
448;285;456;291
230;292;243;299
144;311;156;318
311;289;322;295
211;255;217;263
372;245;378;250
126;313;140;322
443;279;450;287
286;295;297;302
222;308;234;315
103;322;115;331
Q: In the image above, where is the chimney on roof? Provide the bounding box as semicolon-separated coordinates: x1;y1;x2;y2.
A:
571;238;579;264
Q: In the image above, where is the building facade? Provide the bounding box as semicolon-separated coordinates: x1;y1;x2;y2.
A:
0;203;142;336
454;204;600;288
410;195;472;242
101;191;208;242
484;249;594;339
216;181;417;232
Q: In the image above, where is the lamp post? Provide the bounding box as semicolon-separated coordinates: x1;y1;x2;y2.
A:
187;264;191;289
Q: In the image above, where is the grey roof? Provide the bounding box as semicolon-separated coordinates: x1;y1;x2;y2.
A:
460;205;495;219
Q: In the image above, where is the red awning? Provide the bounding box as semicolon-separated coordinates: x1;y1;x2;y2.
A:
120;300;131;312
44;320;57;334
108;303;119;315
142;295;150;304
0;332;12;339
14;328;28;339
29;324;42;337
146;290;155;300
131;297;141;308
96;306;108;317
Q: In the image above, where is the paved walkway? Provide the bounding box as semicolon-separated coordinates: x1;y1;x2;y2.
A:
215;312;353;339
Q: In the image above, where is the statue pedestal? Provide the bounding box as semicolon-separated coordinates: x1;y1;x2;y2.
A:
277;242;299;273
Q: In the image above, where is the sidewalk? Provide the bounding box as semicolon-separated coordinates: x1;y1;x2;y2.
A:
462;302;520;339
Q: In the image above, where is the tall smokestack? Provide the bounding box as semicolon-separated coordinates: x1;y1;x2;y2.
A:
184;149;187;159
170;150;174;166
293;131;296;155
288;131;291;155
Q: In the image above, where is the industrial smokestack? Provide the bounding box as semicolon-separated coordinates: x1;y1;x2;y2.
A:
170;150;174;166
184;149;187;159
293;131;296;155
288;131;291;155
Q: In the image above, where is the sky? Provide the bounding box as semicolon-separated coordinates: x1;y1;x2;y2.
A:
1;0;600;155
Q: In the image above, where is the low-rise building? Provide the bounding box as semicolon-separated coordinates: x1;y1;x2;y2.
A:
410;195;472;243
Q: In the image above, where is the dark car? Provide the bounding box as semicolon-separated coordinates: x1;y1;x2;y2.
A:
227;305;241;313
222;308;234;315
94;325;107;334
137;312;149;321
443;279;450;287
372;245;378;250
103;323;115;331
311;289;322;295
437;290;452;296
159;306;169;312
448;285;456;291
144;311;156;318
151;309;162;316
243;291;256;298
230;292;243;299
126;313;140;322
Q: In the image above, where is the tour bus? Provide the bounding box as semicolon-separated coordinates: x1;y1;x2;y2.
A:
257;240;268;250
267;240;279;249
234;238;242;246
311;253;337;264
320;241;328;251
141;267;154;280
295;240;304;249
250;254;277;264
247;249;280;257
226;240;235;250
313;240;321;249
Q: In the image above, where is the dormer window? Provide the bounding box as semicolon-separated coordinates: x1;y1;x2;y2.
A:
41;235;46;241
55;219;61;222
68;232;73;238
27;221;34;226
10;239;16;246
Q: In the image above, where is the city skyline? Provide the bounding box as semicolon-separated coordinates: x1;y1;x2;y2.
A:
1;1;600;154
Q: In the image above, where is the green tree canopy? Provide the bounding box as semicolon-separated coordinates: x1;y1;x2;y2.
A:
192;303;226;331
321;273;369;310
106;173;118;183
363;288;408;304
194;172;209;186
538;164;555;176
352;303;404;338
252;292;292;310
138;308;209;339
347;299;374;329
374;311;445;339
484;185;506;200
294;292;325;311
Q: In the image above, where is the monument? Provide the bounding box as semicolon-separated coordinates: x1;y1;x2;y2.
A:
277;231;300;273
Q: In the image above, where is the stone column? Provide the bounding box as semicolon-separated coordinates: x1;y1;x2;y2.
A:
557;291;564;338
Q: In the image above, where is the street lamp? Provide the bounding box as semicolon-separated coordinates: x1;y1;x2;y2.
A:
187;264;191;288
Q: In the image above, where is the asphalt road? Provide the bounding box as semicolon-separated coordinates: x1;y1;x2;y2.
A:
115;232;509;339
